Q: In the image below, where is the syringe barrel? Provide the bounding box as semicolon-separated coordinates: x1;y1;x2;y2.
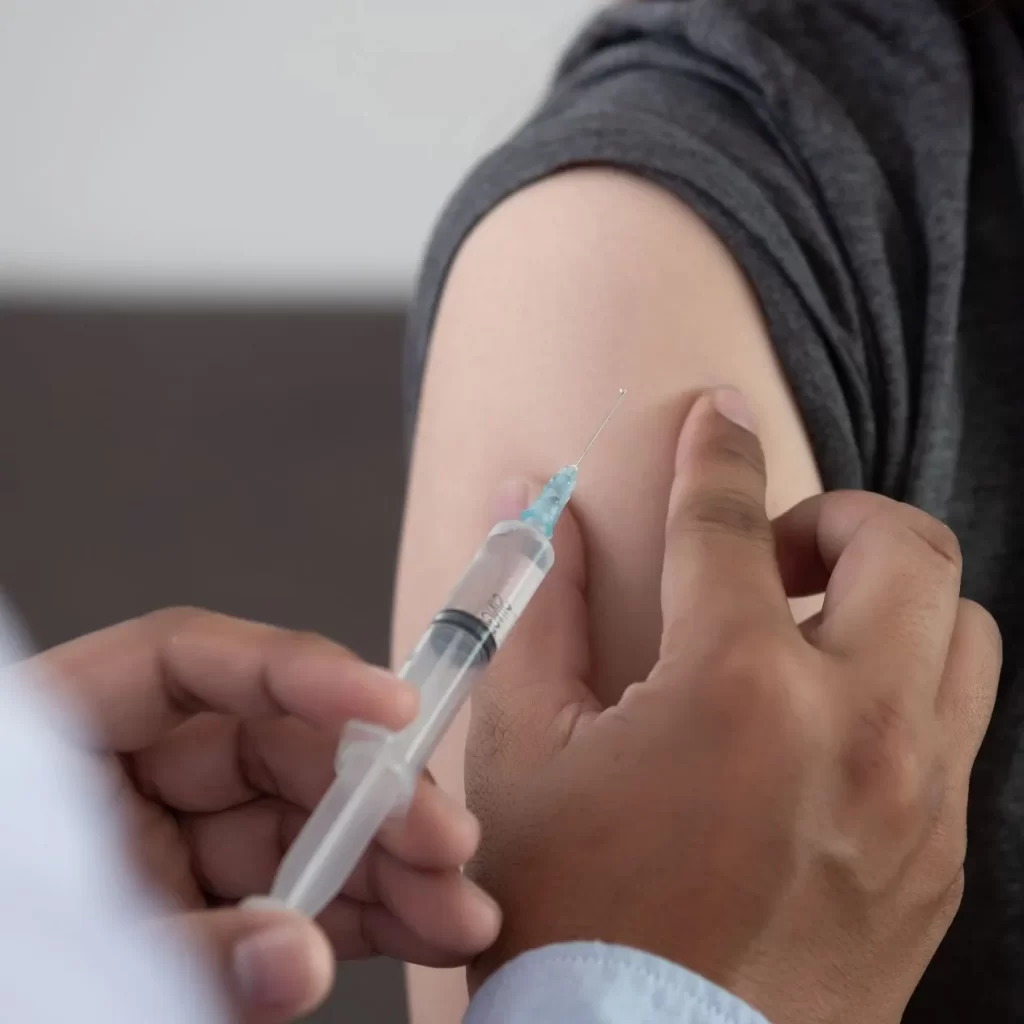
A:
346;519;555;774
271;520;555;919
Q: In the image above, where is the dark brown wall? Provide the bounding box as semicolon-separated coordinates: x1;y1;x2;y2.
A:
0;303;412;1022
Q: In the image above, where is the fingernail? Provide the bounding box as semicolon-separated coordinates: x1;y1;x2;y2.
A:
712;388;757;433
493;479;531;522
367;667;419;726
468;882;503;926
233;921;311;1009
240;895;286;912
367;664;417;700
438;788;481;843
403;781;480;854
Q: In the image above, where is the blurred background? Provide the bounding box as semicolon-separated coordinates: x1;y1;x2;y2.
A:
0;1;597;1020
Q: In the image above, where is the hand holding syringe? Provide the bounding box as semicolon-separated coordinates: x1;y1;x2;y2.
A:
267;390;627;917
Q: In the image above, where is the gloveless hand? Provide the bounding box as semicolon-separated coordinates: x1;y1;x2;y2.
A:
30;611;500;1023
465;389;1000;1024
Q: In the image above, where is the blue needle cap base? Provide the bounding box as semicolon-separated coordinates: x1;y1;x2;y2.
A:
519;466;578;538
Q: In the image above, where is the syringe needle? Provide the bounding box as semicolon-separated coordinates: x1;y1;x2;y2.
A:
574;388;627;468
521;388;627;538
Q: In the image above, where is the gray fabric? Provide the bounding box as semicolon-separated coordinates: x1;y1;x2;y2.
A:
404;1;1024;1017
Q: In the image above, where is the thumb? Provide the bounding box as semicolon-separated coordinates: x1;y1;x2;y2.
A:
171;902;334;1024
468;478;596;774
658;389;791;662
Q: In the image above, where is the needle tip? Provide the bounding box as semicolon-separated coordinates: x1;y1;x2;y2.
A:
574;388;628;467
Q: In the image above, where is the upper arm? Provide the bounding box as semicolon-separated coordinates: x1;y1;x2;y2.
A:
395;167;823;1024
395;168;821;703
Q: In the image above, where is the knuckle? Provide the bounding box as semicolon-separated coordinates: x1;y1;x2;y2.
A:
678;488;773;549
285;627;350;658
709;428;768;479
700;631;794;721
264;628;356;693
939;828;969;889
142;605;207;631
959;598;1003;666
289;627;328;646
236;719;279;796
942;867;967;916
900;509;963;575
845;699;925;819
682;633;825;774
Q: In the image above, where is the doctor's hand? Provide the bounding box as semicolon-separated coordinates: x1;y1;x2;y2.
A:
466;389;1000;1024
28;611;499;1024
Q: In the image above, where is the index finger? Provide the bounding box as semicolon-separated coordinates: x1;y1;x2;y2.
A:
30;608;417;752
774;492;962;700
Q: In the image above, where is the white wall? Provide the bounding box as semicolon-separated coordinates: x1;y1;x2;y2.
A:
0;1;598;300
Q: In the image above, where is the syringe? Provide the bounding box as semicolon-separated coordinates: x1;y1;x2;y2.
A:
267;390;626;919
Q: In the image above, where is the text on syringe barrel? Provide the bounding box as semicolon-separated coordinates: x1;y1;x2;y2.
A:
389;519;554;771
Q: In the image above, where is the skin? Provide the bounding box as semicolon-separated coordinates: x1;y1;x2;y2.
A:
27;609;501;1023
394;168;824;1021
18;386;995;1024
463;392;1000;1023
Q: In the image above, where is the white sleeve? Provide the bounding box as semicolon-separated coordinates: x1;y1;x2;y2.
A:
0;601;228;1024
464;943;772;1024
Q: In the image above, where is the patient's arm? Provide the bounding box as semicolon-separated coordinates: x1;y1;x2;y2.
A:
394;169;822;1024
